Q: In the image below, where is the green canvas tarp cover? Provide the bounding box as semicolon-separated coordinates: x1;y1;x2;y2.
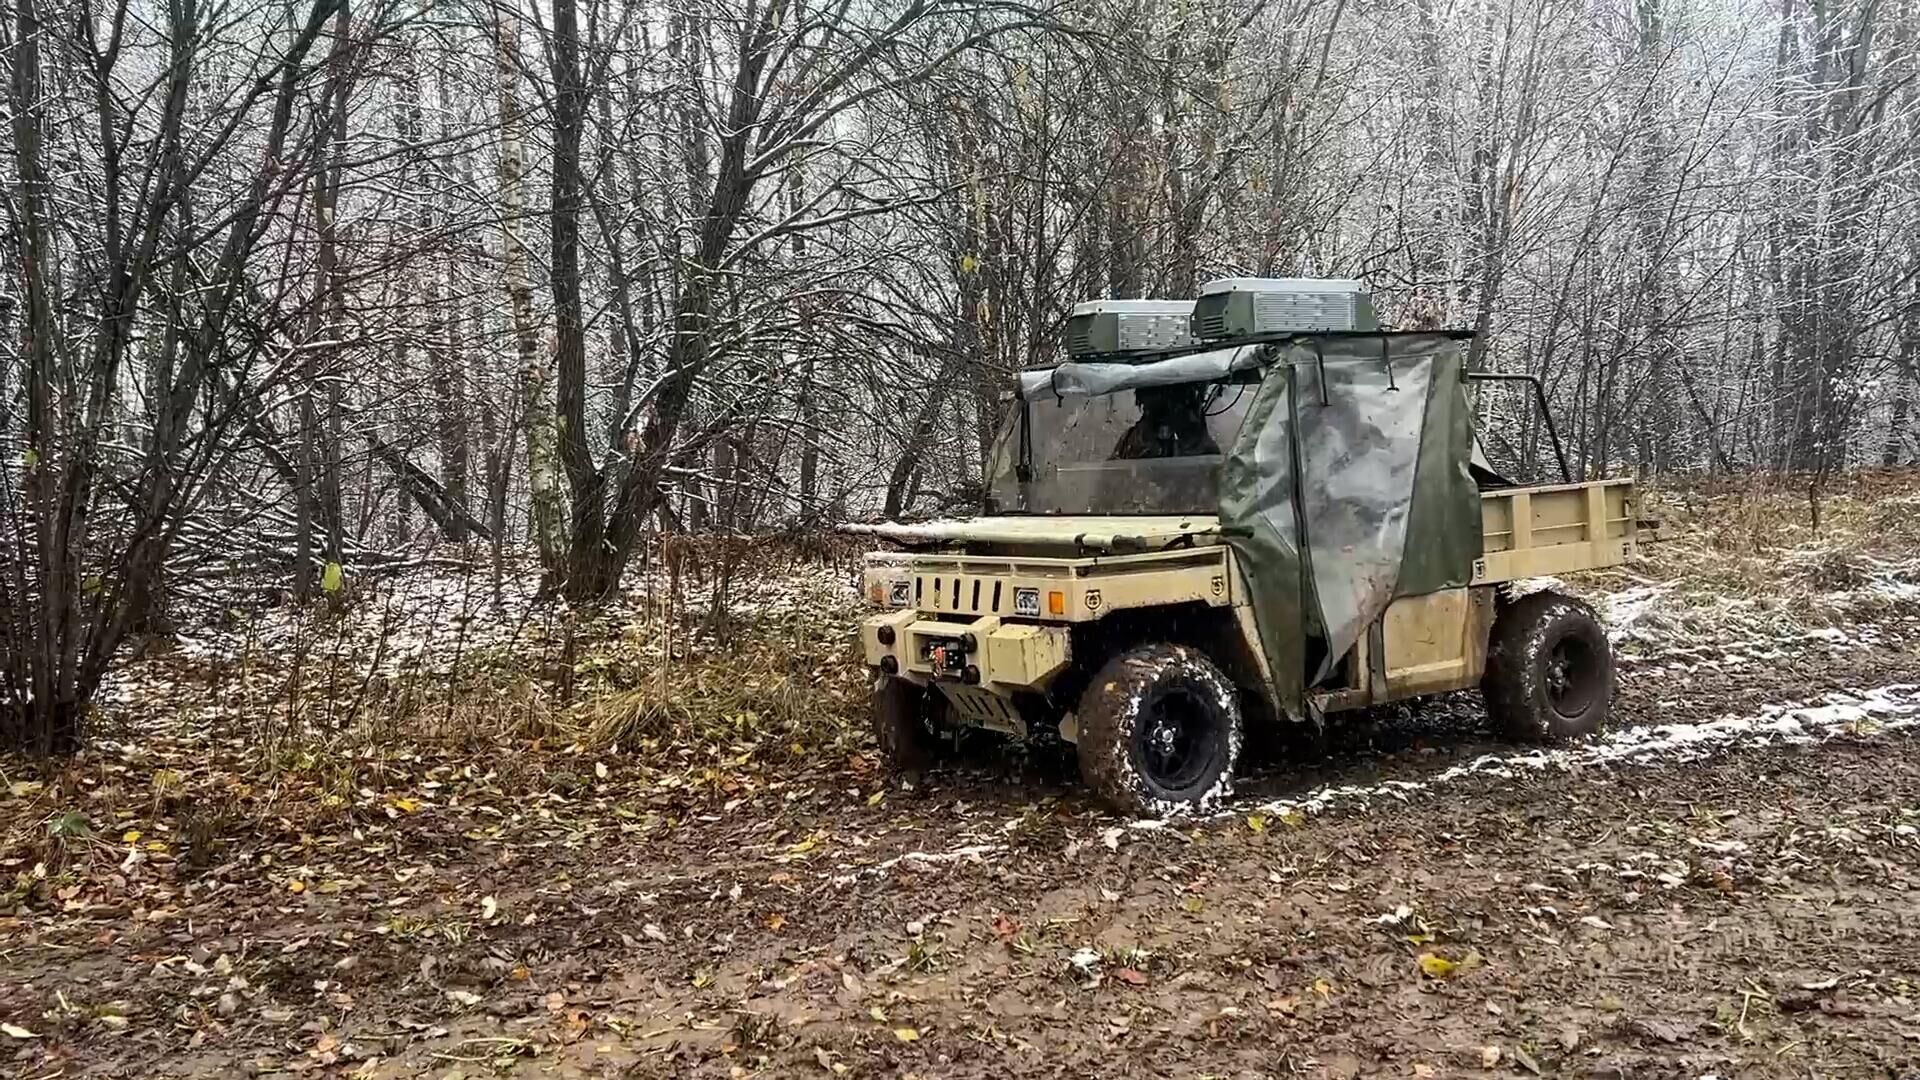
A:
1010;333;1480;716
1218;333;1480;715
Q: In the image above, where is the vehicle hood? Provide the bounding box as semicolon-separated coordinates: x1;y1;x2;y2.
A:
843;515;1221;552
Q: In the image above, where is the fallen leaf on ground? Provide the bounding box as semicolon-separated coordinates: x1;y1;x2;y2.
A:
1629;1017;1697;1044
893;1027;919;1042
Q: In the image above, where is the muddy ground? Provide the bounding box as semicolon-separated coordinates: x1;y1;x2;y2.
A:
4;597;1919;1078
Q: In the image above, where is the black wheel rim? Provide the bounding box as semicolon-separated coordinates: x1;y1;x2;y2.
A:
1545;634;1602;717
1134;686;1222;793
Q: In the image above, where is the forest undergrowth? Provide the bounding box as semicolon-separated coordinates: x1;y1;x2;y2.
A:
17;470;1920;817
3;472;1919;1078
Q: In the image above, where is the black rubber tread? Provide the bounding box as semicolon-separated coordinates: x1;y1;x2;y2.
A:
872;677;942;773
1482;590;1615;741
1076;643;1242;816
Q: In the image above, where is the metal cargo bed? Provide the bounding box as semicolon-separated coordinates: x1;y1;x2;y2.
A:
1473;479;1637;584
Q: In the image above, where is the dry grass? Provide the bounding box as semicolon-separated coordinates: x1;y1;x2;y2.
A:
1577;468;1920;643
576;583;871;766
77;532;872;791
582;643;868;765
89;473;1920;783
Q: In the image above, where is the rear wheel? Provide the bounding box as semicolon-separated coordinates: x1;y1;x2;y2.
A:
1076;644;1242;816
872;677;944;776
1482;591;1614;741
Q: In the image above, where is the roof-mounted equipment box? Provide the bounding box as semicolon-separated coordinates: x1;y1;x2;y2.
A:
1191;278;1377;339
1065;299;1199;359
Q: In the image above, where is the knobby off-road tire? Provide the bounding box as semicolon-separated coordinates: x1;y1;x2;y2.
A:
1076;643;1243;817
1482;591;1615;741
872;676;944;775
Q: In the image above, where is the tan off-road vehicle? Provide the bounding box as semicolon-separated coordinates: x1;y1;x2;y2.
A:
851;280;1640;815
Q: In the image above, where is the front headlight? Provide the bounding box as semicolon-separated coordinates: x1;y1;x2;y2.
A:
863;568;912;608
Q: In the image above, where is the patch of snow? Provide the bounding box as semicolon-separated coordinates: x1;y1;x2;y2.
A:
830;843;1004;884
1373;905;1413;925
1214;683;1920;827
1617;624;1886;673
1600;584;1671;640
123;557;863;681
1502;577;1568;600
1864;557;1920;603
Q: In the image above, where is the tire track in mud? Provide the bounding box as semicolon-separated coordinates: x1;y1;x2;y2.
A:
819;606;1920;883
545;618;1920;1080
823;682;1920;883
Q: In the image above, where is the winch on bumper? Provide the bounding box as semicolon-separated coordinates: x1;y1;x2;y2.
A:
860;610;1070;735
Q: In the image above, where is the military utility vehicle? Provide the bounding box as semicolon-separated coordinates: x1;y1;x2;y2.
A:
850;279;1638;815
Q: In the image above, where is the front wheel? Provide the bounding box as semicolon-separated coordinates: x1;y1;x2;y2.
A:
1076;644;1242;816
872;676;944;776
1482;591;1615;741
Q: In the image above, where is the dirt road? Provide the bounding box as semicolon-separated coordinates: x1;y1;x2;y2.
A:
4;597;1919;1079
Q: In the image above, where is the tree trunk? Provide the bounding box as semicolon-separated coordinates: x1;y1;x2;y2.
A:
295;1;350;599
549;0;608;600
885;353;965;520
320;1;349;586
420;28;470;541
493;13;562;571
791;167;820;518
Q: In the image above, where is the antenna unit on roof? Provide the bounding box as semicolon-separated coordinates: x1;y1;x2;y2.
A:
1065;299;1199;360
1191;278;1377;339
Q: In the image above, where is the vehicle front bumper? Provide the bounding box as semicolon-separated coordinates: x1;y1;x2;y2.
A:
860;611;1070;691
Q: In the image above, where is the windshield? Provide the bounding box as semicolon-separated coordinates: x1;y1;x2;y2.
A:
987;379;1254;514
